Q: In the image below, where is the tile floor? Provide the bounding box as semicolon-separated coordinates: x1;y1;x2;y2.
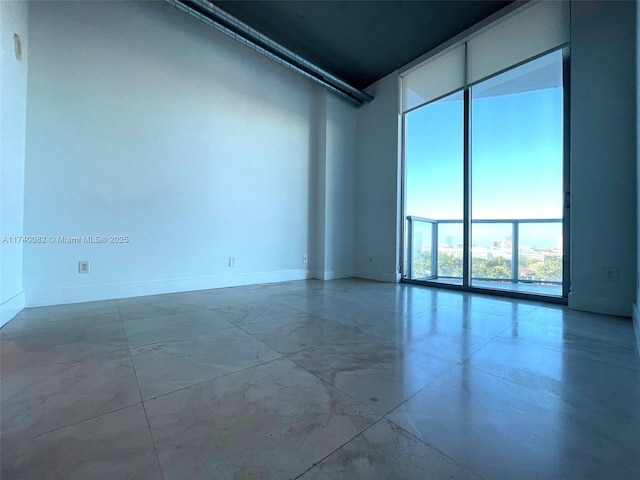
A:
1;278;639;479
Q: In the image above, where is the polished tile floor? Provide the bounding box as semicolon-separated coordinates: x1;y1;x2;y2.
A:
1;279;639;479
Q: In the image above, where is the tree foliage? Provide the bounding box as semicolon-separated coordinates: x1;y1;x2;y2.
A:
411;251;561;283
536;256;562;281
473;257;511;279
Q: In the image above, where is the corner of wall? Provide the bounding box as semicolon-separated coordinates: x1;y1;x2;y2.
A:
568;292;633;318
1;292;25;327
0;0;28;325
354;72;401;283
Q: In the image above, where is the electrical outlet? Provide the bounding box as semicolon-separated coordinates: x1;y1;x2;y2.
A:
604;266;619;282
303;255;308;263
79;261;90;274
228;257;236;267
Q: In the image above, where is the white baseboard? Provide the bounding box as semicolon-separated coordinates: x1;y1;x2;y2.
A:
317;270;356;281
355;269;399;283
1;291;25;327
25;269;310;307
568;292;633;317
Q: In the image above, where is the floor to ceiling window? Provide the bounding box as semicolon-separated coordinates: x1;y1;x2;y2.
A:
401;1;569;299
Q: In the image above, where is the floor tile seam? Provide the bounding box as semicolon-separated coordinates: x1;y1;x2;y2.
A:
2;349;149;386
531;330;640;356
560;405;640;449
125;324;238;350
345;324;470;365
388;304;430;322
0;336;134;362
380;415;489;480
399;303;440;319
462;323;517;361
288;347;461;420
426;303;523;321
0;316;124;339
117;308;207;323
233;312;357;337
284;354;388;419
272;299;317;314
512;316;638;339
480;331;640;371
370;361;462;419
457;360;636;409
139;354;286;403
560;389;640;423
124;335;167;480
113;292;206;310
292;418;385;480
231;311;327;332
278;330;364;357
138;386;167;480
455;307;530;321
505;334;640;365
23;400;144;441
118;306;226;325
519;304;573;319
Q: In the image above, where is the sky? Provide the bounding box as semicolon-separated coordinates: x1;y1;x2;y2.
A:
405;78;564;249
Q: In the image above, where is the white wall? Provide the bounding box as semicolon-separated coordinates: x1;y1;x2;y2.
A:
313;90;358;281
569;0;637;316
0;1;28;326
23;1;355;306
355;73;401;282
318;93;357;280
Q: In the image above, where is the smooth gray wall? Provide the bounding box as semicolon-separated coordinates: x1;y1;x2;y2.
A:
569;0;637;316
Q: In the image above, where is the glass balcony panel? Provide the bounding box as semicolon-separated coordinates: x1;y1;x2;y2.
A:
410;219;433;279
437;222;463;279
471;223;513;283
518;222;562;284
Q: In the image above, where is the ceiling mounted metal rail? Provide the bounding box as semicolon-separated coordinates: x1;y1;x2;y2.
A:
165;0;373;107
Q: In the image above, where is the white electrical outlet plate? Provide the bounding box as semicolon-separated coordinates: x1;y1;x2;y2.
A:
79;261;90;273
228;257;236;267
303;255;308;263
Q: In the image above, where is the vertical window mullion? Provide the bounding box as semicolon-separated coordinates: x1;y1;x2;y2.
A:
562;46;571;297
463;87;471;287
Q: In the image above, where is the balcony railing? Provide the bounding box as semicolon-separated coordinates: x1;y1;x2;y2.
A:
406;216;562;285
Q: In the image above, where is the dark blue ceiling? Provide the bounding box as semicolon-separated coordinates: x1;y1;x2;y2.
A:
214;1;515;89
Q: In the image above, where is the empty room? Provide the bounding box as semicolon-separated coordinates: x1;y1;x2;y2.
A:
1;0;638;478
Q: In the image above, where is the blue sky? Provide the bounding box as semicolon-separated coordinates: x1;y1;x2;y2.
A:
405;85;563;248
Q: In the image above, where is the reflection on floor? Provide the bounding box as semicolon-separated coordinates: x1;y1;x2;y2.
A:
1;279;638;479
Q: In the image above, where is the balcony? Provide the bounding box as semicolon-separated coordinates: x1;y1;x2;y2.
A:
406;216;563;297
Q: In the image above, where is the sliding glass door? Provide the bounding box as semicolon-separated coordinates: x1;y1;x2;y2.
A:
403;49;567;298
469;50;564;295
405;91;464;283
